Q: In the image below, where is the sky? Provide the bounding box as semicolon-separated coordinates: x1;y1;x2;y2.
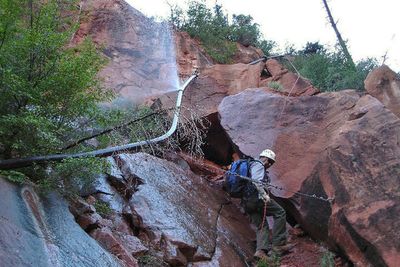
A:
127;0;399;72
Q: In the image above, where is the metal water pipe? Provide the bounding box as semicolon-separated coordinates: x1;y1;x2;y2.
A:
248;54;286;65
0;73;198;170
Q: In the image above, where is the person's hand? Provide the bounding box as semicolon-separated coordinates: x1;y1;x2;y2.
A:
255;183;270;202
259;190;270;203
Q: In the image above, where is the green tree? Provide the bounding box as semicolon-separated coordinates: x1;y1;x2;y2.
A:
0;0;110;187
287;42;377;91
167;2;184;30
180;0;235;63
169;0;275;63
230;14;260;47
257;39;276;57
300;42;326;55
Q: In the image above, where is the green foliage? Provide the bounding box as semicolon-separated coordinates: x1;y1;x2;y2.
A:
180;1;235;63
285;42;377;91
94;200;112;217
258;40;277;57
169;0;276;63
167;3;184;29
230;14;260;47
205;40;236;65
300;42;326;55
0;170;28;184
0;0;115;190
320;250;335;267
137;253;168;267
256;259;268;267
54;157;109;192
268;81;283;91
0;0;109;158
256;252;281;267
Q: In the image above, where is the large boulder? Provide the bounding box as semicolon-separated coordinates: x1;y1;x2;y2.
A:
365;65;400;117
260;59;320;96
0;177;121;267
218;88;400;267
112;153;255;266
232;43;264;64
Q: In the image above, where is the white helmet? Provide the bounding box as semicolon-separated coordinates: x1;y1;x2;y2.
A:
260;149;276;162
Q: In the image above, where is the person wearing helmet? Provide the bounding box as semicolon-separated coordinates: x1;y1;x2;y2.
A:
242;149;293;260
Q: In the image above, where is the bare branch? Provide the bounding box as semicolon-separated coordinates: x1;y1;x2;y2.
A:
62;109;170;150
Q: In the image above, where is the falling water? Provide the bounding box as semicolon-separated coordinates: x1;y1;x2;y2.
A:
101;4;180;108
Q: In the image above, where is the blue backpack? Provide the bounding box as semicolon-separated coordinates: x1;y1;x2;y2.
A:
225;159;255;198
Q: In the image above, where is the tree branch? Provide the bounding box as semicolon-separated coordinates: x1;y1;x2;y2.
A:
62;109;171;151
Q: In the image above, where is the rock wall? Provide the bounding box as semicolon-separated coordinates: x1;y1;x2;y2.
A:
74;0;179;105
42;1;400;266
75;0;266;107
0;177;121;267
218;88;400;266
72;153;255;267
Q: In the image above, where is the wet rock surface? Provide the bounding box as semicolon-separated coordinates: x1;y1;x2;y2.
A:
90;228;139;267
0;177;121;267
68;152;258;266
218;88;400;266
75;0;179;104
174;31;214;78
113;152;255;266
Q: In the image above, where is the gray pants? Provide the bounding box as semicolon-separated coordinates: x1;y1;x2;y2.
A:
242;197;287;251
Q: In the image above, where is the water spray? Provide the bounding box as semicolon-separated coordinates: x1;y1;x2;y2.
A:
0;73;198;170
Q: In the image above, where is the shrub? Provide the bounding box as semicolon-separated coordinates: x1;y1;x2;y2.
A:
268;81;283;91
169;0;276;63
256;252;281;267
94;200;112;217
0;170;28;184
320;250;335;267
179;1;235;63
258;40;277;57
284;42;377;91
230;14;260;47
0;0;109;158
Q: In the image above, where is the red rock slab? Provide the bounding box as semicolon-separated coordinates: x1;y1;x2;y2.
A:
218;88;400;266
365;65;400;118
